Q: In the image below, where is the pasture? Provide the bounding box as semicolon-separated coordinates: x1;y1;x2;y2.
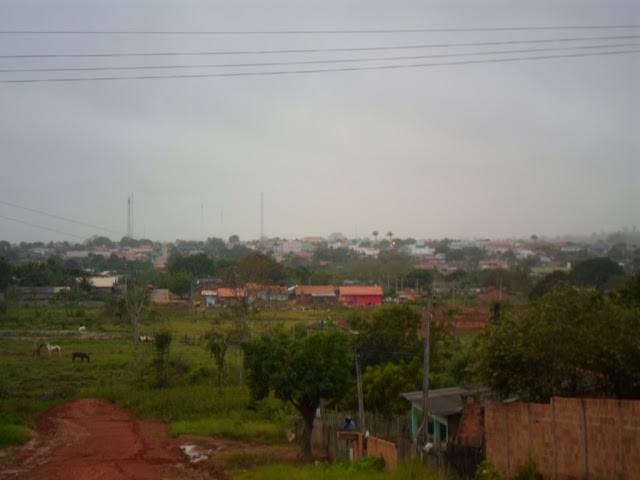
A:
0;303;329;447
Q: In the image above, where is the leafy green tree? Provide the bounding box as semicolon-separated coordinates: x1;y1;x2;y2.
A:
362;359;422;424
232;252;285;286
349;305;423;371
207;333;228;386
124;276;150;341
614;271;640;306
168;271;193;299
474;286;640;401
570;257;624;290
243;330;353;459
167;253;216;278
0;256;12;289
405;269;434;292
529;270;571;300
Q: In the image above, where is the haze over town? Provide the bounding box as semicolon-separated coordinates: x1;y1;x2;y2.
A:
1;0;638;244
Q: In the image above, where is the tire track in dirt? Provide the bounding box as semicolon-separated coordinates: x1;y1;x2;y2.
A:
0;398;223;480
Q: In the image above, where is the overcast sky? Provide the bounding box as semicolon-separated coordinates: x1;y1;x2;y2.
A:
1;0;638;244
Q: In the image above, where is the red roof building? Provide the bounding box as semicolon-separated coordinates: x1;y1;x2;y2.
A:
339;286;383;306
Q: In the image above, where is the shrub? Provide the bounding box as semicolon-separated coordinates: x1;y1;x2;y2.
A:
475;460;504;480
513;454;542;480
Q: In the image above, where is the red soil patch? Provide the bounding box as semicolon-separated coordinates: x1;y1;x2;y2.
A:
0;398;245;479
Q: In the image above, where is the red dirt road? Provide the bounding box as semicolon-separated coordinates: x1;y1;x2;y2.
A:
0;398;222;480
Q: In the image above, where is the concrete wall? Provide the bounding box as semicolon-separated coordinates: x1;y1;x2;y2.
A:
485;397;640;479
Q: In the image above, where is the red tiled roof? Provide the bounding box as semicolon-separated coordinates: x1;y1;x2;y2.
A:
217;288;247;298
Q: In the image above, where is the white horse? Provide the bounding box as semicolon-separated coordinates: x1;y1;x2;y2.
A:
138;335;154;343
78;325;86;333
46;343;61;357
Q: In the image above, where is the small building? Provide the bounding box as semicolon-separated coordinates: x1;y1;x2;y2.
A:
339;285;383;306
89;276;119;294
294;285;337;306
201;289;217;307
401;387;484;448
216;287;248;306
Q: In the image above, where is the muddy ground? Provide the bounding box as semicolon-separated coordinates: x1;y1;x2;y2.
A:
0;398;298;480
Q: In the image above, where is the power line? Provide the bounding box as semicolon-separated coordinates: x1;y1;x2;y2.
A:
1;48;637;84
0;214;87;240
0;200;124;236
1;43;635;74
0;25;639;35
1;35;638;59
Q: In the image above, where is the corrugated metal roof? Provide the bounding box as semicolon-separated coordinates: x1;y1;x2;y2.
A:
295;285;336;296
401;387;472;417
89;276;118;288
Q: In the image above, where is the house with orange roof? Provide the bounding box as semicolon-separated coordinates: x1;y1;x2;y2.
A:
339;285;383;306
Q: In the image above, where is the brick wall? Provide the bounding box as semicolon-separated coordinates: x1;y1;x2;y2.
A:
485;397;640;479
367;436;398;470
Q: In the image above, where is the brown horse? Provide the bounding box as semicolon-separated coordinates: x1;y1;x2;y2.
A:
72;352;91;362
32;343;45;358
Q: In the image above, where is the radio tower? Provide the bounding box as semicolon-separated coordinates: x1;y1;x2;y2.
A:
127;194;134;238
260;192;264;241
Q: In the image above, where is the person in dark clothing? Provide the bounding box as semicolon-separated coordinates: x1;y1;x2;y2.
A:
343;416;356;431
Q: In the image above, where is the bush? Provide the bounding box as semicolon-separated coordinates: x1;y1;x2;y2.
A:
513;454;542;480
475;460;504;480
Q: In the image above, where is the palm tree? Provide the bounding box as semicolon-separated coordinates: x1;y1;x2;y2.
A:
372;230;379;243
387;231;393;245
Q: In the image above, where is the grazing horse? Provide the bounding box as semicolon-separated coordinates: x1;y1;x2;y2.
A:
32;343;45;358
78;325;86;333
46;343;61;357
138;335;154;343
72;352;90;362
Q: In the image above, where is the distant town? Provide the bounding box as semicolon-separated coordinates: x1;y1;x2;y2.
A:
1;228;638;308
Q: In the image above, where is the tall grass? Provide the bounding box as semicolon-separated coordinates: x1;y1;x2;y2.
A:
233;459;448;480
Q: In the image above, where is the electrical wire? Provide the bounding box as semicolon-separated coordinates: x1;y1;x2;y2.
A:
1;48;637;83
0;200;124;236
1;43;635;73
1;35;638;59
0;25;639;35
0;214;87;240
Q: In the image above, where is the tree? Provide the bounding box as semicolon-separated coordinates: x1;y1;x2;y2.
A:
474;286;640;401
349;305;423;371
167;253;215;278
362;359;422;425
529;270;570;300
570;257;624;290
372;230;379;243
168;271;193;299
0;256;12;290
243;329;353;459
207;333;228;386
124;276;150;341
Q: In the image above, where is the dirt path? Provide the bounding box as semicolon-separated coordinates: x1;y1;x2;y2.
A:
0;398;230;479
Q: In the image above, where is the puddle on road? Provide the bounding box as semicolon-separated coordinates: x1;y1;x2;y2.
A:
180;444;211;463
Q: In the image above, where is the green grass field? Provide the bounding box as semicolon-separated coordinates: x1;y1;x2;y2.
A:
0;303;453;479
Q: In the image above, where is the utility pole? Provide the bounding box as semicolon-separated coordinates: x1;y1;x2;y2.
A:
417;296;432;453
355;348;365;434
